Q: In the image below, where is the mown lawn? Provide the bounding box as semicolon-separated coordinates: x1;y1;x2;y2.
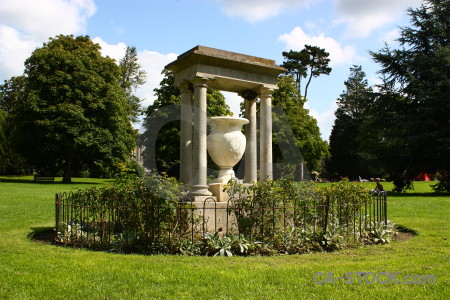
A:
0;176;449;299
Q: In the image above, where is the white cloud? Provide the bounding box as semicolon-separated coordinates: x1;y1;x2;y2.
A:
0;0;96;81
305;101;337;140
92;38;179;108
136;50;178;107
218;0;318;22
333;0;422;38
92;37;127;61
381;28;400;44
278;26;356;66
0;0;96;40
0;26;36;80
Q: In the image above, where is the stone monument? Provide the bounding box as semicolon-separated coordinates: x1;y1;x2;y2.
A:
165;46;285;201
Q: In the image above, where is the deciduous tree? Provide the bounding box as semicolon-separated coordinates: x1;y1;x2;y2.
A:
13;35;136;182
0;76;27;174
272;75;329;178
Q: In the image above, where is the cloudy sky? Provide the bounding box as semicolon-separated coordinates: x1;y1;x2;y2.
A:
0;0;422;139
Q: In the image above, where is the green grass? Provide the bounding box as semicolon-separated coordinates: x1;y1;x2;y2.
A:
1;176;449;299
317;180;437;193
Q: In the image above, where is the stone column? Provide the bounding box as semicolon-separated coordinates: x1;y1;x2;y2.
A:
136;146;141;163
259;87;273;181
190;77;212;196
179;81;193;185
240;90;258;183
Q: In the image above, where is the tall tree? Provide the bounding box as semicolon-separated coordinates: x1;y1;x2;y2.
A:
13;35;136;182
272;75;329;178
119;46;147;123
327;66;376;179
141;70;232;178
0;76;27;174
0;109;6;164
282;45;332;99
281;50;308;93
369;0;450;191
358;93;414;189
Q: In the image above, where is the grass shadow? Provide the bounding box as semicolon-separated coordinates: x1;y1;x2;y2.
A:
0;177;111;185
393;224;418;243
388;192;450;197
28;227;56;244
395;224;419;235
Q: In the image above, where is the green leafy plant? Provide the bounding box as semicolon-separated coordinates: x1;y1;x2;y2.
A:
366;221;396;244
321;217;346;251
202;231;233;257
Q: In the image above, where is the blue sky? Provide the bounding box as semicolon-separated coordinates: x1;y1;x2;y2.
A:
0;0;422;139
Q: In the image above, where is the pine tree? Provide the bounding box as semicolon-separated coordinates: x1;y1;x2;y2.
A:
327;66;376;179
119;46;147;123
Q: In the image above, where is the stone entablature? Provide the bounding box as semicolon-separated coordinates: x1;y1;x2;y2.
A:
166;46;285;93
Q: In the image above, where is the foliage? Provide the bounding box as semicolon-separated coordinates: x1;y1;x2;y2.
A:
119;46;147;123
0;109;6;162
365;220;396;244
282;45;332;99
11;35;136;182
127;159;145;178
272;76;329;176
115;160;145;178
327;65;377;180
368;0;450;191
0;76;28;174
224;178;392;253
201;232;232;256
359;93;417;191
201;232;258;257
55;174;394;256
141;70;232;178
57;173;184;253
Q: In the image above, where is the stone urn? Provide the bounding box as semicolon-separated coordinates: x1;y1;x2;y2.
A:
207;116;249;183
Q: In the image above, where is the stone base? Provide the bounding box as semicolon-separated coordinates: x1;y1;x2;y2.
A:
190;196;238;233
211;168;235;184
208;183;230;202
189;185;212;196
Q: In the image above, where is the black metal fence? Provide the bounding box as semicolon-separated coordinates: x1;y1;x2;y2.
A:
55;190;387;254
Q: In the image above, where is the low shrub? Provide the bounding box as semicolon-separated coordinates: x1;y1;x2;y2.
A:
57;173;187;254
224;179;395;254
56;177;396;256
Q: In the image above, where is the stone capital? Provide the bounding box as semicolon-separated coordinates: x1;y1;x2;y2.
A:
258;86;274;97
191;77;209;87
238;89;259;101
178;80;193;92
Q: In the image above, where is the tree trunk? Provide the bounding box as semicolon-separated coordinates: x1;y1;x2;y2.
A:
304;71;313;100
63;159;72;183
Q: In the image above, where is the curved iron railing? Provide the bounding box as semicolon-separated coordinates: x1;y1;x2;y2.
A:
55;190;387;253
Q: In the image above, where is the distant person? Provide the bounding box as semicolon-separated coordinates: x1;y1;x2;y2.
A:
374;179;384;192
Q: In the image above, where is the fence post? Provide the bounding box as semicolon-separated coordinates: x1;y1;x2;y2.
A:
55;193;60;237
383;192;388;225
322;196;330;247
